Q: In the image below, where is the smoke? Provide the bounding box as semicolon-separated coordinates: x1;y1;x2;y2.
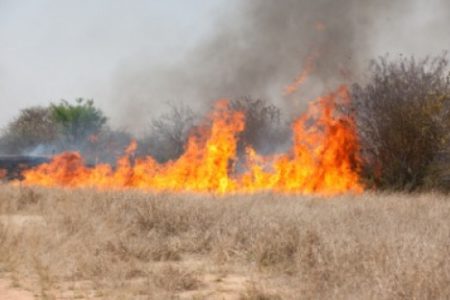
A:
111;0;450;133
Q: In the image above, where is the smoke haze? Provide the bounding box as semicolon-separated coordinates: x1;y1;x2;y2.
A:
112;0;450;132
1;0;450;133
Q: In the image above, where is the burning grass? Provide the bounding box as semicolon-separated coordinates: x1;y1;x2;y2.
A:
17;86;362;196
0;185;448;299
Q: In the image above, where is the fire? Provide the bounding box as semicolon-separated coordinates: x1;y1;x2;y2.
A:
19;86;363;195
0;169;6;180
283;50;320;96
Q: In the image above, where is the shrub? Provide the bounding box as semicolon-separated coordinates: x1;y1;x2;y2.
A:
0;99;113;160
50;98;107;146
142;99;289;163
352;55;450;191
142;103;197;162
231;98;288;155
0;106;57;154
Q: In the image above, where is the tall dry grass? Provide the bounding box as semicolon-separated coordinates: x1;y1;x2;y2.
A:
0;185;448;299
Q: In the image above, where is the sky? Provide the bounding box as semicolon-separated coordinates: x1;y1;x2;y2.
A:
1;0;449;132
0;0;230;129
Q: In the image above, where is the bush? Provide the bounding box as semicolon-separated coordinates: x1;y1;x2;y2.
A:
352;55;450;191
50;98;107;146
142;99;289;163
0;99;112;159
231;98;288;155
0;106;57;154
142;103;197;162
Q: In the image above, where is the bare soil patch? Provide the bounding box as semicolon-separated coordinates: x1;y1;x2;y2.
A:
0;278;34;300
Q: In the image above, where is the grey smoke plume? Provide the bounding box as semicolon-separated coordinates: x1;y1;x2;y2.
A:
112;0;450;132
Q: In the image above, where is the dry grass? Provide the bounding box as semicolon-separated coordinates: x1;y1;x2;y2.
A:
0;185;449;299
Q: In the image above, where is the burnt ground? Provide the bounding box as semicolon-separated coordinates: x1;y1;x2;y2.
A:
0;156;50;180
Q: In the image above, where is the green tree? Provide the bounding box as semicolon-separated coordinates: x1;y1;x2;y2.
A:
50;98;107;145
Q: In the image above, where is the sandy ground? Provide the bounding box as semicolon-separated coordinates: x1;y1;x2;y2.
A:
0;274;252;300
0;279;34;300
0;215;46;228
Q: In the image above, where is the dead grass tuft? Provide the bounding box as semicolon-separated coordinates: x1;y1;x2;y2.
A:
240;282;282;300
152;264;201;292
0;186;448;298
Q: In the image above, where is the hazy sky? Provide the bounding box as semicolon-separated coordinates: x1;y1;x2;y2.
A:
0;0;230;129
1;0;449;132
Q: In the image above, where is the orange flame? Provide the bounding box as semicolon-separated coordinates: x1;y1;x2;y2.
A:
284;50;320;96
19;86;363;196
0;169;6;180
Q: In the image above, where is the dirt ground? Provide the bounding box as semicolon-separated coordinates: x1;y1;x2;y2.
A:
0;278;34;300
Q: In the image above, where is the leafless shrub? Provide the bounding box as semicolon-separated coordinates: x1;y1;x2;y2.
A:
142;98;289;164
0;106;57;154
141;103;197;162
231;98;289;155
352;55;450;191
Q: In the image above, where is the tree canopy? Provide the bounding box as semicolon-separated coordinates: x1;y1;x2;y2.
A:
50;98;107;144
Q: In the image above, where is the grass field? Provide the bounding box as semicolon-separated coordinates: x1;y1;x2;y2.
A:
0;185;449;299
